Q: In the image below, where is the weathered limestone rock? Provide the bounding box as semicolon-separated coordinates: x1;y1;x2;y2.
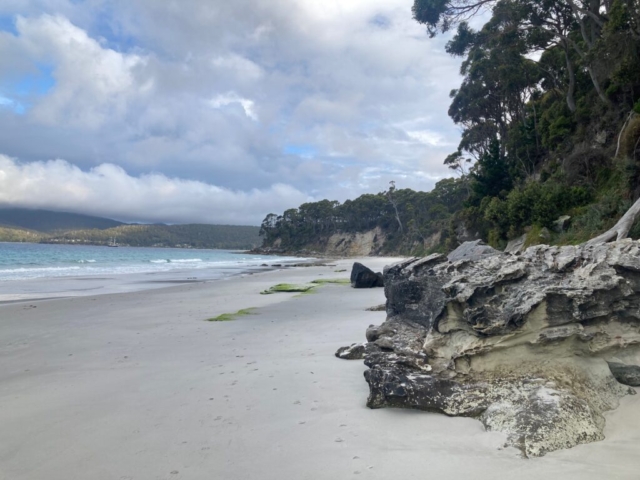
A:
335;343;366;360
505;233;527;254
351;262;383;288
446;239;500;263
357;240;640;457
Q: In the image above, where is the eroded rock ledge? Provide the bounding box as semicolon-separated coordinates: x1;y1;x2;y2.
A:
356;240;640;457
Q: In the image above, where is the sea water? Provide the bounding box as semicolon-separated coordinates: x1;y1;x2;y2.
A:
0;242;302;281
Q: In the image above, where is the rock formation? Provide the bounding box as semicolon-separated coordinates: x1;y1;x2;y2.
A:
350;262;384;288
350;240;640;457
335;343;366;360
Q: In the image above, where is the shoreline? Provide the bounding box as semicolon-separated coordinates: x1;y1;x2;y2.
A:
0;257;323;304
1;257;639;480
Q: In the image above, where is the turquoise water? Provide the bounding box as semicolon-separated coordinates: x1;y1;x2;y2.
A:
0;243;300;281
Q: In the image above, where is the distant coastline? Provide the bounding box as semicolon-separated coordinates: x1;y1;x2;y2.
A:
0;208;261;250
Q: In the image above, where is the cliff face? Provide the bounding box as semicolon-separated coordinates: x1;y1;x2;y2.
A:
325;228;386;256
346;240;640;457
259;227;388;257
259;227;449;257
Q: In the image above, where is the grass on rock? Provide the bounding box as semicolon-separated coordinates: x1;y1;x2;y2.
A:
207;308;257;322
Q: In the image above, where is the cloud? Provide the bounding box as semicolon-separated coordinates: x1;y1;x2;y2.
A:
13;14;150;127
0;1;465;223
209;92;258;121
0;154;309;224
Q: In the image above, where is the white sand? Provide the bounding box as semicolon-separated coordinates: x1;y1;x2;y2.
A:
1;257;639;480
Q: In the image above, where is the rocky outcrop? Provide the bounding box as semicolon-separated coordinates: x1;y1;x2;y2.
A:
351;262;384;288
505;233;527;254
354;240;640;457
335;343;366;360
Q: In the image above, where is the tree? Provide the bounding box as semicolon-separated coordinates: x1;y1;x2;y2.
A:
412;0;497;36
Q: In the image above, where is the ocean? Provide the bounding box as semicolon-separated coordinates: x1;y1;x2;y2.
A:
0;242;302;282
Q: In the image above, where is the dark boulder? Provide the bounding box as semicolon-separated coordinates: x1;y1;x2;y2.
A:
350;262;382;288
608;362;640;386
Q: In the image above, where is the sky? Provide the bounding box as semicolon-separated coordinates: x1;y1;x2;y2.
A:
0;0;465;225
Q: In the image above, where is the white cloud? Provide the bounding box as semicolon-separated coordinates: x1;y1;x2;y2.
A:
209;92;258;121
212;54;263;81
406;130;449;146
0;154;308;224
15;14;150;127
0;1;466;223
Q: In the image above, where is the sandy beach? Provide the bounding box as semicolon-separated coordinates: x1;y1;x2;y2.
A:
1;257;639;480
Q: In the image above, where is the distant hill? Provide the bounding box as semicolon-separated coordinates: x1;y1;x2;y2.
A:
0;208;124;232
0;208;261;250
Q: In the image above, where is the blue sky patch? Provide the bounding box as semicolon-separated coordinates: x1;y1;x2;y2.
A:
369;14;391;29
90;5;138;53
0;96;26;114
13;64;56;96
283;144;317;158
0;15;18;35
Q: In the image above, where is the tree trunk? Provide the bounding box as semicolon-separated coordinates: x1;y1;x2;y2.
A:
586;197;640;245
564;47;577;112
587;65;610;104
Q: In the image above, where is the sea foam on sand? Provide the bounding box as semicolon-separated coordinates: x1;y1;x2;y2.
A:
0;257;638;480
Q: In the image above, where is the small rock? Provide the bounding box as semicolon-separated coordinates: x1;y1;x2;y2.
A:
447;240;502;263
552;215;571;233
335;343;366;360
366;304;386;312
608;362;640;386
505;233;527;254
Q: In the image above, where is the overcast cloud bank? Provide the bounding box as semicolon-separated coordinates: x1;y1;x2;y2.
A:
0;0;463;224
0;155;309;225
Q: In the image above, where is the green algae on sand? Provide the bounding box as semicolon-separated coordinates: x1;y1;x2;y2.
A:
207;308;257;322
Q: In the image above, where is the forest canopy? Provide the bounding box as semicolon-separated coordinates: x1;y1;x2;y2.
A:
260;0;640;254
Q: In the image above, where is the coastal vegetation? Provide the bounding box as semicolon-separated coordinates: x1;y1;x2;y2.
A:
259;0;640;255
260;283;317;295
207;308;257;322
0;208;261;249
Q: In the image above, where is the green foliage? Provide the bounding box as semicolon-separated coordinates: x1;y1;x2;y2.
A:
482;181;592;242
469;140;512;202
263;1;640;255
259;177;467;254
0;227;43;243
29;224;260;249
